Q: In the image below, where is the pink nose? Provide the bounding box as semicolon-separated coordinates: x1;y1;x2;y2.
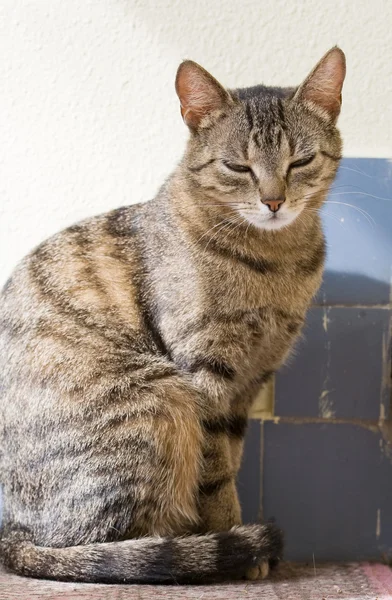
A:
263;198;285;213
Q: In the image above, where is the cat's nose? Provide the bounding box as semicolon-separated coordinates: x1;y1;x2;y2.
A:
262;197;286;213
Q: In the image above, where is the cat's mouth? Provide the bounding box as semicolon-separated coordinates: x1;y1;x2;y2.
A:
239;208;299;231
263;213;295;230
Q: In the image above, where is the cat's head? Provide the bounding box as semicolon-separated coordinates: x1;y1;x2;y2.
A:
176;48;346;231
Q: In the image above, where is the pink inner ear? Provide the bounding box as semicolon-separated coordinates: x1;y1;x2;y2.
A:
175;61;227;129
301;49;346;119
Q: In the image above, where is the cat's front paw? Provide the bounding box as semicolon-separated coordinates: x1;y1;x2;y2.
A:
245;560;269;580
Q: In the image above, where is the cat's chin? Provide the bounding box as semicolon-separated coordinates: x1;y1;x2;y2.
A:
241;211;299;232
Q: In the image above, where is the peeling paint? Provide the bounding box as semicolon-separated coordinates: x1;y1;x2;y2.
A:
376;509;381;539
319;407;334;419
379;327;391;424
322;307;331;333
319;338;335;419
319;390;336;419
272;416;379;432
380;421;392;464
261;416;281;425
313;304;391;309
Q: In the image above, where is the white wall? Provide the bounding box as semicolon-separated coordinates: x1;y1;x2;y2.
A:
1;0;391;284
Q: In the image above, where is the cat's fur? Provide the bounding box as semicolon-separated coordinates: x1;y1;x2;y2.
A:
0;48;345;583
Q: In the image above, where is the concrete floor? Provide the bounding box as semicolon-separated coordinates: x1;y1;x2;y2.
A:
1;562;392;599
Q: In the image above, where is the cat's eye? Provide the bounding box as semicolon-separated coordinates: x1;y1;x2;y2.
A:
289;154;316;169
223;161;252;174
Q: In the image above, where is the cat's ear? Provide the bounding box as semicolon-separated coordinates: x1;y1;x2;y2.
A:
294;47;346;121
175;60;232;130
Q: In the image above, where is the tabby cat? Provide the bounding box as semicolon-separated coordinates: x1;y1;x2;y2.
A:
0;47;345;583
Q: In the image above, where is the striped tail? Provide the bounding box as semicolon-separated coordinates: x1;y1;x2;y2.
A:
1;524;283;584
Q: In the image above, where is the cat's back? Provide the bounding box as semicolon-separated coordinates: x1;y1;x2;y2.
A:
1;203;143;330
0;201;166;392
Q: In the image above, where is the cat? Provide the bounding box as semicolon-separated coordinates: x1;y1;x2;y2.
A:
0;47;345;584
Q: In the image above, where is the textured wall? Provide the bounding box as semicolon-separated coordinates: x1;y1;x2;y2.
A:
1;0;391;285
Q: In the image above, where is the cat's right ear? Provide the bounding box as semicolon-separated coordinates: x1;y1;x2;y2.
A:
175;61;231;130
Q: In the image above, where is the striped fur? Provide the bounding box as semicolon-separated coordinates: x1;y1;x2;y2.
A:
0;525;282;584
0;48;345;583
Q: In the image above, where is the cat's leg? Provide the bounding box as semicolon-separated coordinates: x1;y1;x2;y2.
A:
228;383;262;473
199;407;249;530
229;433;270;580
175;368;273;579
227;394;271;581
197;387;256;530
198;428;242;532
1;372;204;548
228;413;248;474
198;425;269;581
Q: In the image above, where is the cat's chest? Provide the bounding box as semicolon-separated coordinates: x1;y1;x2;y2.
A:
157;239;322;381
201;261;318;371
205;258;318;315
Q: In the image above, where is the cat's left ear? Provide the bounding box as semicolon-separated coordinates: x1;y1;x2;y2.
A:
175;60;232;130
294;47;346;121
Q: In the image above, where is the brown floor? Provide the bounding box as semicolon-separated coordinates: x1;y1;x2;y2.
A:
1;562;392;599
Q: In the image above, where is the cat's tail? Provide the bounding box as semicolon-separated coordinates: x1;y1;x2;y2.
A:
0;523;283;584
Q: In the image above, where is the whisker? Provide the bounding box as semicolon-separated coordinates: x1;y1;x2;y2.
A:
219;218;246;248
325;201;375;228
307;207;345;226
290;185;343;204
202;204;251;209
228;216;248;237
338;164;376;179
244;220;252;243
291;183;372;206
292;212;309;230
196;218;234;245
327;190;392;202
202;201;252;205
202;215;245;254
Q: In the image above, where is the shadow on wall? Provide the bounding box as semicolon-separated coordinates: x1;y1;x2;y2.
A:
319;270;392;306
